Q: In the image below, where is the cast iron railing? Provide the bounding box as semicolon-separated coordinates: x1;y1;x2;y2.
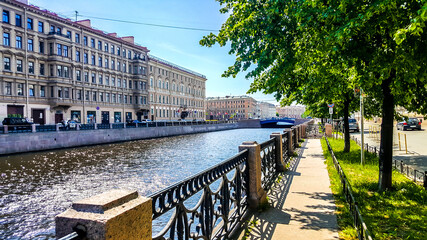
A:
325;137;373;240
149;150;249;240
259;138;277;191
36;125;56;132
281;133;290;165
80;124;95;130
292;128;298;149
97;123;110;129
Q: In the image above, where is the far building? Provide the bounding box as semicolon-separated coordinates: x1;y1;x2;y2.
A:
206;95;257;120
257;101;276;119
276;105;306;119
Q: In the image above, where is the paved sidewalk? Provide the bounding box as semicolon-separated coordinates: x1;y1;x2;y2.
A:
238;139;339;240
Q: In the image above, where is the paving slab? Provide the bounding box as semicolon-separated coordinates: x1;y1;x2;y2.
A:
238;139;339;240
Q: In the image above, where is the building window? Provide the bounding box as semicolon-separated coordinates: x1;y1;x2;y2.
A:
76;70;81;81
28;61;34;74
106;93;110;102
50;25;55;33
128;50;131;59
29;85;34;96
117;47;120;56
57;65;62;77
16;36;22;48
28;39;33;51
17;83;24;95
85;91;89;101
84;36;88;46
27;18;33;30
4;82;11;95
98;40;102;50
91;38;95;48
4;57;10;70
3;32;10;46
64;88;69;98
129;80;132;89
99;75;103;84
64;66;69;78
63;46;68;57
75;33;80;43
129;96;132;104
92;73;96;83
111;60;115;70
57;44;62;55
66;31;71;39
40;63;46;75
77;90;81;100
105;59;108;68
38;21;43;32
105;76;109;85
56;27;61;34
84;53;88;64
111;45;114;54
117;61;120;71
16;59;23;72
112;77;115;86
91;55;95;65
123;79;127;88
118;78;121;87
39;41;44;53
123;63;126;73
3;10;10;23
100;92;103;102
40;86;45;97
84;72;89;82
76;51;80;62
104;43;108;52
98;57;102;67
15;14;22;27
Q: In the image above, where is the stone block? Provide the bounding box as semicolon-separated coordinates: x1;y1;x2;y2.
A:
56;189;152;240
325;123;332;137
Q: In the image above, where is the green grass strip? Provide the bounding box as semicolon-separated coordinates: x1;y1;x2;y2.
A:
320;137;427;240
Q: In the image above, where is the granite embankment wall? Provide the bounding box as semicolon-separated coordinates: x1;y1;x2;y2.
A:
0;123;239;155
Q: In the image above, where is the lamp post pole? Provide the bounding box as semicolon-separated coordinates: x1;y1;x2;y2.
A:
360;88;365;165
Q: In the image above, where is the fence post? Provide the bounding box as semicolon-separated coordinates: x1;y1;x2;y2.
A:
31;124;36;133
56;124;60;131
76;124;80;131
414;169;417;182
110;123;113;129
56;189;152;239
238;141;267;209
284;129;294;156
400;161;404;173
270;133;286;172
3;125;8;134
94;123;98;130
424;171;427;189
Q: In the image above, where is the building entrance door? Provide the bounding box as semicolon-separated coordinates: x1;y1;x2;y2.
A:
32;109;45;125
101;111;110;124
55;114;63;124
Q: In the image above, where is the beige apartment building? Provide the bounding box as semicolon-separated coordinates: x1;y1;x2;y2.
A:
0;0;206;124
148;56;206;121
276;105;306;119
206;95;257;120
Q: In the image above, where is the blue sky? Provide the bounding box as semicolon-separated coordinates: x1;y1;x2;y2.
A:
30;0;279;104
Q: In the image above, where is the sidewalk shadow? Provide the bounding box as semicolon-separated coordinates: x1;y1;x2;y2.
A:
235;140;306;240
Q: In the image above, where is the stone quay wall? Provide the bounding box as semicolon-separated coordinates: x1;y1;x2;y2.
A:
0;123;239;155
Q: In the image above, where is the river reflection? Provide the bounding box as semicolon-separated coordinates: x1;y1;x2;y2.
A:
0;128;285;239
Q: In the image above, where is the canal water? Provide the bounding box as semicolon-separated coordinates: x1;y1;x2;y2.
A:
0;128;285;239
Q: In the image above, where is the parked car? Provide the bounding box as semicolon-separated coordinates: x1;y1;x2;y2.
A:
341;118;360;132
2;117;32;131
397;118;421;131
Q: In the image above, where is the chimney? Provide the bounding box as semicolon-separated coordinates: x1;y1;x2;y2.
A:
121;36;134;44
108;33;118;37
76;19;91;28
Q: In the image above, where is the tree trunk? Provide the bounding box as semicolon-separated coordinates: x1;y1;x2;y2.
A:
343;96;350;152
378;70;395;191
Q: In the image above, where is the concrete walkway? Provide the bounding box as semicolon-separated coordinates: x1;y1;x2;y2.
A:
238;138;339;240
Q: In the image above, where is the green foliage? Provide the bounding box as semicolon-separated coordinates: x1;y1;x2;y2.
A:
321;138;427;239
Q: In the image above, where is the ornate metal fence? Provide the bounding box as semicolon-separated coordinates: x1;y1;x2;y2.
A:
281;133;290;165
259;138;277;191
292;128;298;149
149;150;249;240
36;125;57;132
325;137;373;240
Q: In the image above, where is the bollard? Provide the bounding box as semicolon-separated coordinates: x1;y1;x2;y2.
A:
239;141;267;209
404;134;408;154
110;123;114;129
400;161;404;173
94;123;98;130
56;189;152;240
76;124;80;131
31;124;36;133
270;133;286;172
398;133;401;151
56;124;60;131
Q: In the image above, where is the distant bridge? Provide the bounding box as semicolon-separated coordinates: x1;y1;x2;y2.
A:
260;118;296;128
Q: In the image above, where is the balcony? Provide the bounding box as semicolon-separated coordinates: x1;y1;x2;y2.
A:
47;31;72;40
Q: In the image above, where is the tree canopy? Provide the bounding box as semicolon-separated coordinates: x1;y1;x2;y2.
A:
201;0;427;190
